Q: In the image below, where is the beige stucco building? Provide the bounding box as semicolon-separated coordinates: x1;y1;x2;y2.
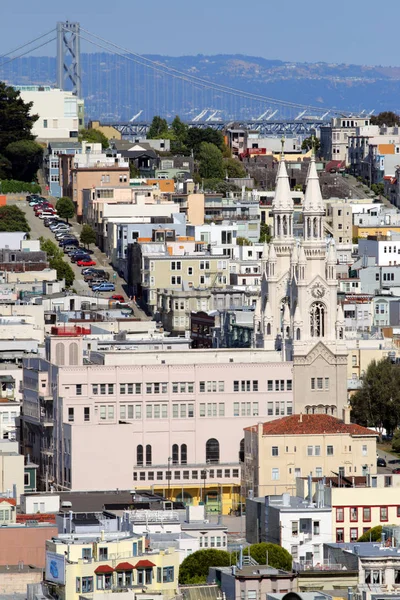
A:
243;412;377;497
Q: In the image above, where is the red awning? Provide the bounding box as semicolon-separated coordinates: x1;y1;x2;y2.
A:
94;565;114;574
134;560;156;569
115;562;135;571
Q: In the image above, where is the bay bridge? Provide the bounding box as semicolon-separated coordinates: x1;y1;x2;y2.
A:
0;21;371;135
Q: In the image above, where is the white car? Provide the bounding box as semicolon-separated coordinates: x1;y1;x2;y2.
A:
39;211;58;219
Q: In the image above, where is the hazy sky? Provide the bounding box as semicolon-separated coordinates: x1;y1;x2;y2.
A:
1;0;398;66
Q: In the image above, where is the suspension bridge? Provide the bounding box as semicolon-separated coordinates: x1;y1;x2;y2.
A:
0;22;369;133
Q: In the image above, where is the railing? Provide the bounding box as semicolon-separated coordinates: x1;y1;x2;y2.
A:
293;560;345;572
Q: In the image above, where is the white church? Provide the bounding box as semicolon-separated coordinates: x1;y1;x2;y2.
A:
254;152;348;416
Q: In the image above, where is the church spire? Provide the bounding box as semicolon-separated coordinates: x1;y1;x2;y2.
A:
303;149;325;242
272;140;294;240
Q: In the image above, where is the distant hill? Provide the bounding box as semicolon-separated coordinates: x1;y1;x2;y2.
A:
2;53;400;122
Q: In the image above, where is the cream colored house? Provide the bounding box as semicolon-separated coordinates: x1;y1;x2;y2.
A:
243;412;377;497
45;532;179;600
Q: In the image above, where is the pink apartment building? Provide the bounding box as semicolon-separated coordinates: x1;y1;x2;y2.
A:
21;333;294;512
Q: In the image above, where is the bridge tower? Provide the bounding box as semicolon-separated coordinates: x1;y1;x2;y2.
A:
56;21;82;98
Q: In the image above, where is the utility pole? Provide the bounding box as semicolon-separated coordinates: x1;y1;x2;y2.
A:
57;21;82;98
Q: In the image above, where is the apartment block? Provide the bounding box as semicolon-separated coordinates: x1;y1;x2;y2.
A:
243;413;377;497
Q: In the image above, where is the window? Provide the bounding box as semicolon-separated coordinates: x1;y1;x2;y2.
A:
171;276;182;285
336;528;344;543
99;547;108;560
307;446;313;456
350;528;358;542
82;577;93;593
252;380;258;392
267;380;273;391
291;521;299;536
181;444;187;464
291;545;298;559
286;380;292;391
362;444;368;456
313;521;320;535
146;444;152;466
137;445;143;466
272;468;279;480
363;507;371;522
76;384;82;395
84;407;90;422
380;506;388;521
68;407;74;422
206;439;219;463
82;548;92;560
172;444;179;464
336;507;344;522
350;507;358;522
327;445;334;456
267;402;273;416
272;446;279;457
310;302;325;337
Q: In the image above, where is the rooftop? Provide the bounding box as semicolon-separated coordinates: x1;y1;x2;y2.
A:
247;414;377;437
327;542;400;557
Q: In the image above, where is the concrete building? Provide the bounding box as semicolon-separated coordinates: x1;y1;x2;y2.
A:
44;140;82;197
359;234;400;266
325;201;352;244
246;493;332;566
320;116;371;162
243;413;377;497
59;147;130;218
16;86;84;141
45;531;179;600
207;565;298;600
0;521;57;567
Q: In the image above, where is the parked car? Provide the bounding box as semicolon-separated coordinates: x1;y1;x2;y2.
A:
83;269;108;280
71;254;90;263
63;243;80;253
52;225;70;233
393;468;400;474
92;282;115;292
39;211;57;219
88;278;108;288
67;247;87;255
77;259;96;267
388;459;400;465
110;294;124;303
377;457;387;467
59;238;78;247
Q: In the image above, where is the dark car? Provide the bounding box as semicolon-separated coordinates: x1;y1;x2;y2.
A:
377;457;387;467
83;268;108;279
388;459;400;465
393;468;400;474
71;253;90;263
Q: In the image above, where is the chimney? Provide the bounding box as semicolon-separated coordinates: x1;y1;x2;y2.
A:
342;405;351;424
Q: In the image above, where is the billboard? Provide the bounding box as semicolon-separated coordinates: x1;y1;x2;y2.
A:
45;551;66;585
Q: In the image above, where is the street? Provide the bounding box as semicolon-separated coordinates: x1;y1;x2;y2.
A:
8;196;149;320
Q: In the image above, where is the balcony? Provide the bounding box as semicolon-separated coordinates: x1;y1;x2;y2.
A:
40;413;54;427
41;444;54;456
39;393;53;402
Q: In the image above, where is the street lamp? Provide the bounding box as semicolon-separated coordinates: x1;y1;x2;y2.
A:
167;456;172;498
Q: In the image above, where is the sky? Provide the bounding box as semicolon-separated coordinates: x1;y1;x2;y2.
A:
1;0;398;66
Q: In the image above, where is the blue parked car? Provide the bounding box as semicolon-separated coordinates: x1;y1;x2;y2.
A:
92;282;115;292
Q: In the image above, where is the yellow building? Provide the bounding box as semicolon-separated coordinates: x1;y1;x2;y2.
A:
45;532;180;600
353;225;400;239
89;120;122;140
243;412;377;497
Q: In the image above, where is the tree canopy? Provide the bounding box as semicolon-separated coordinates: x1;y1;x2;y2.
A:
5;140;43;182
357;525;382;542
148;116;169;139
242;543;292;571
80;224;97;248
260;223;272;243
370;112;400;127
39;237;74;287
198;142;225;179
179;549;232;584
0;82;38;152
302;136;321;152
0;205;30;232
79;128;109;150
350;358;400;435
56;197;75;223
224;157;247;178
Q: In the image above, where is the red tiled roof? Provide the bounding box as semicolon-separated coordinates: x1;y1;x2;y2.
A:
17;513;56;523
134;560;156;569
0;498;16;506
247;414;377;436
115;562;135;571
94;565;114;574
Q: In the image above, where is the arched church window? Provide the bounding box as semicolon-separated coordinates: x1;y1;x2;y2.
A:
313;217;318;238
296;328;301;340
283;215;288;235
266;323;271;336
310;302;325;337
286;326;290;337
339;327;343;339
307;217;311;238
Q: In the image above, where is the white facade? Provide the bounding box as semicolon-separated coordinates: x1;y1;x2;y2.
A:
359;236;400;266
20;493;60;514
16;86;81;141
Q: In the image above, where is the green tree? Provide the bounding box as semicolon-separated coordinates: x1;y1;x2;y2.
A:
357;525;382;542
5;140;43;182
243;543;292;571
350;358;400;436
260;223;272;243
0;205;30;232
56;197;75;223
78;128;109;150
170;116;189;154
237;237;252;246
129;162;140;178
370;112;400;127
371;183;385;196
50;258;75;287
198;142;224;179
186;128;225;157
39;237;63;260
0;155;12;180
203;179;240;194
0;81;38;153
391;428;400;453
80;224;97;249
224;157;247;178
179;549;232;584
148;116;169;139
301;137;321;152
